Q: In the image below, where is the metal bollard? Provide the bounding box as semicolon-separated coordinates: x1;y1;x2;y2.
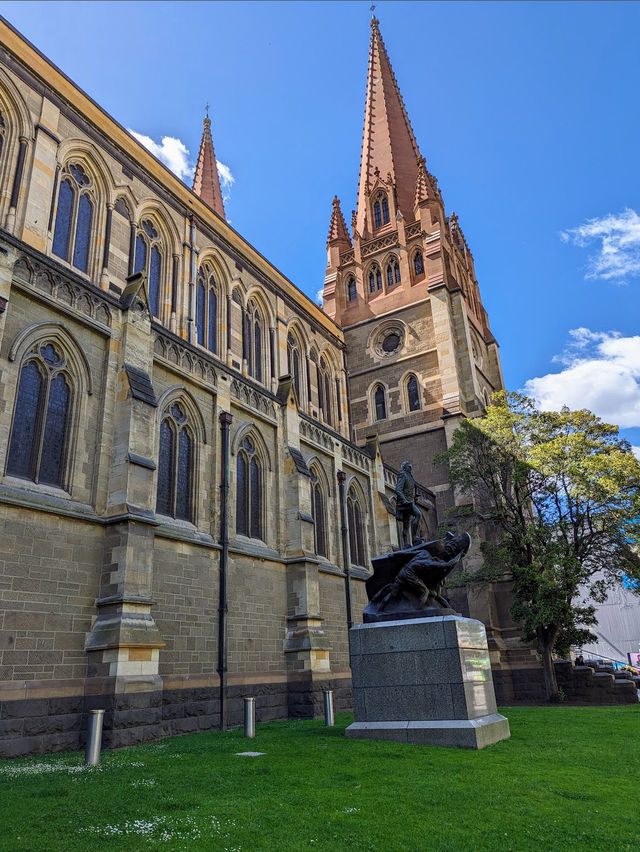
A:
243;696;255;738
323;689;334;727
85;709;105;766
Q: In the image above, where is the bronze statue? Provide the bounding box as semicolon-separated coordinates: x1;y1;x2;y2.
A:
395;460;422;547
364;532;471;623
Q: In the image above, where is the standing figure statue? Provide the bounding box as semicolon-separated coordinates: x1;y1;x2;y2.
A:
395;460;422;548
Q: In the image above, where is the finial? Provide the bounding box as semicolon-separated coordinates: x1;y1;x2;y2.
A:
205;102;210;117
203;103;211;129
370;4;379;26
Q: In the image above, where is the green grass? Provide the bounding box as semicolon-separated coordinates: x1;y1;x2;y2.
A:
1;707;638;851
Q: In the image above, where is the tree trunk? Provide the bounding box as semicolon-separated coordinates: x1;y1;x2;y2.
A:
539;635;560;701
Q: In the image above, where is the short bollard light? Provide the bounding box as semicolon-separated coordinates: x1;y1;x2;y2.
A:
85;708;105;766
244;696;255;738
323;689;334;726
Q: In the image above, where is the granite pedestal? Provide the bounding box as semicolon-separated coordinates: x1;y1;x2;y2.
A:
345;615;510;749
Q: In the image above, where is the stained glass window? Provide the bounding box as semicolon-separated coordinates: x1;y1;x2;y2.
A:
250;457;261;538
387;257;400;287
176;429;192;521
208;282;217;354
134;220;163;318
156;402;194;522
52;164;95;273
7;344;71;488
287;333;302;402
246;300;264;384
156;419;174;517
347;487;366;567
52;179;74;261
39;373;69;486
149;246;161;318
196;276;206;346
7;361;43;480
236;452;248;536
413;251;424;276
374;199;382;228
374;386;386;420
72;194;93;272
381;196;390;224
236;434;263;540
312;480;327;558
407;375;420;411
369;270;376;294
134;233;147;275
347;277;357;301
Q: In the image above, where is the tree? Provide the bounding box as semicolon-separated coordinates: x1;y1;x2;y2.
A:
440;391;640;700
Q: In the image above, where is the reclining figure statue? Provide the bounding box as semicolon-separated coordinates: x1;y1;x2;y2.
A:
363;531;471;623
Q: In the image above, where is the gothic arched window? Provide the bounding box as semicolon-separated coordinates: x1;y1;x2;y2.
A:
347;486;366;567
7;342;71;488
368;264;382;294
134;219;163;318
406;374;421;412
236;435;263;539
386;257;400;288
287;332;302;403
245;299;264;383
318;357;333;427
413;250;425;276
52;163;94;274
373;192;390;229
311;473;327;558
196;267;218;354
374;385;386;420
347;276;357;302
0;111;5;163
156;402;194;522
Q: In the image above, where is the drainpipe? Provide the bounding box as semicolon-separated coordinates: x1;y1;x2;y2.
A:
337;470;353;630
218;411;233;729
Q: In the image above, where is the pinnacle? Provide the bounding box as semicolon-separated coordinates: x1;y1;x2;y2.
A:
192;110;226;219
326;196;352;247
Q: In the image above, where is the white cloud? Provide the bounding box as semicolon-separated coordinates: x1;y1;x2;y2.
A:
561;208;640;282
632;446;640;462
217;161;235;203
523;328;640;428
315;288;324;306
129;131;235;204
129;130;194;181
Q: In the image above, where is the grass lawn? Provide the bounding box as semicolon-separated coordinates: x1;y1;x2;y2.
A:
1;706;638;851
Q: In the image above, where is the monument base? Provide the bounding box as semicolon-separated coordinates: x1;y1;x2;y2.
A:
345;615;510;750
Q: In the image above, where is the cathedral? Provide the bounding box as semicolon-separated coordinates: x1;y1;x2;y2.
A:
0;16;531;758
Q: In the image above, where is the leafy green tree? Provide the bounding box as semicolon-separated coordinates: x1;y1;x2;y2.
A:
441;391;640;700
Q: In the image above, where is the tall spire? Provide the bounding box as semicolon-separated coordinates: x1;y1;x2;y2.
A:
192;110;226;219
356;17;422;235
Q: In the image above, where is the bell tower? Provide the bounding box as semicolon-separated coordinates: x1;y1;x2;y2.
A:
323;16;503;521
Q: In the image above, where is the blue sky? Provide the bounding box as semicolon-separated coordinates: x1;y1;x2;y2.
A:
4;0;640;449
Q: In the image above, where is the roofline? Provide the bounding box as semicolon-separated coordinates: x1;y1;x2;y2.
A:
0;16;343;343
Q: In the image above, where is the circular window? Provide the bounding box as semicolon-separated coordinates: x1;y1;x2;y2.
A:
382;333;400;353
372;324;405;358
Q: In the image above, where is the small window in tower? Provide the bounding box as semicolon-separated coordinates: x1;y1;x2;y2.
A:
413;251;424;276
386;257;400;287
374;199;382;229
407;375;420;412
374;385;386;420
382;195;390;224
347;277;357;302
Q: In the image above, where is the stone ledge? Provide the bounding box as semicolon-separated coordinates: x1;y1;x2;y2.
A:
345;713;510;749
